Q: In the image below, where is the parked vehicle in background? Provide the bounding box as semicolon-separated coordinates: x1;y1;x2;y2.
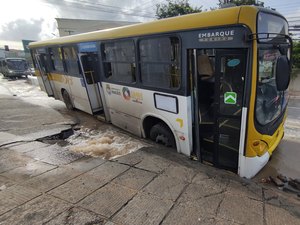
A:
0;58;31;78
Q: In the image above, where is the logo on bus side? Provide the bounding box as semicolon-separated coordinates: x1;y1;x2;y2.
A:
198;30;235;42
106;84;121;96
121;87;143;104
122;87;131;100
131;91;143;104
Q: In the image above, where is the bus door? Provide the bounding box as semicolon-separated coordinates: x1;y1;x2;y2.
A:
35;54;54;97
78;53;104;115
194;49;246;172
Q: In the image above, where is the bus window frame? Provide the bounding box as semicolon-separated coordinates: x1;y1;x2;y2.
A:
255;11;289;44
254;44;289;135
98;34;185;96
101;38;137;85
137;34;182;91
61;45;81;77
253;11;291;135
48;46;65;73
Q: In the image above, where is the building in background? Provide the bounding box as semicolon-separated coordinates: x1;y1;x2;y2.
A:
56;18;138;37
0;18;137;65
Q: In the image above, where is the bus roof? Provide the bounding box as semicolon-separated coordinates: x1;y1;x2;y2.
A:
29;6;278;48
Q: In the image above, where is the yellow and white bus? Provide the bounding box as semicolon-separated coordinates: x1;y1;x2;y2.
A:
29;6;292;178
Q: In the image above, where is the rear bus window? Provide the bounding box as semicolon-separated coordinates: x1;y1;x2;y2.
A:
102;40;136;84
139;36;181;89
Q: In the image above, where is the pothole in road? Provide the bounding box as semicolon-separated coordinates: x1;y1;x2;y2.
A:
37;128;74;147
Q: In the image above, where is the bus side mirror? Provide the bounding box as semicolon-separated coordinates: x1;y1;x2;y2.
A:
275;56;290;91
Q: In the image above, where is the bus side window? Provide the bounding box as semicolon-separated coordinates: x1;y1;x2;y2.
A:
139;36;181;89
63;46;80;77
49;47;64;73
102;40;136;83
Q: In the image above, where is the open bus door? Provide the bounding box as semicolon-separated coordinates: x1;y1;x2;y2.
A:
78;52;106;119
35;54;54;97
192;49;247;172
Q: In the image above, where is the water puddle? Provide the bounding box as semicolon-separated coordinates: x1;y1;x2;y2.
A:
66;127;149;160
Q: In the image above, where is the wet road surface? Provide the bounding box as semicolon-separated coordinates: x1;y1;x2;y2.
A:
1;76;299;181
255;98;300;181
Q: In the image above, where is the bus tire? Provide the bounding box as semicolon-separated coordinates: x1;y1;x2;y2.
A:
62;90;74;110
150;123;176;148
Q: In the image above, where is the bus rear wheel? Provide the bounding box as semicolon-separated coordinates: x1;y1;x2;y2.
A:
150;123;176;148
62;90;74;110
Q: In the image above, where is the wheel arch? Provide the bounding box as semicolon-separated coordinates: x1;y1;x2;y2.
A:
61;88;67;96
141;113;179;151
61;88;70;101
61;88;74;110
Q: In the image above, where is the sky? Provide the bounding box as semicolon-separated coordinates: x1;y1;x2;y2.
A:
0;0;299;49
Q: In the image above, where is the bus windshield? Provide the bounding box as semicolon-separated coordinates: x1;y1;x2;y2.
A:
255;12;290;125
255;48;288;125
6;59;28;71
257;12;288;42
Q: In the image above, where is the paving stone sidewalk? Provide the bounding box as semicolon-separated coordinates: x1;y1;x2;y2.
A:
0;142;299;225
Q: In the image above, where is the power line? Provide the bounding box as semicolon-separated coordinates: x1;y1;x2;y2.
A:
45;0;155;19
277;8;300;13
269;4;300;9
266;2;300;7
55;0;156;19
65;0;155;16
288;20;300;23
286;16;300;19
130;0;161;10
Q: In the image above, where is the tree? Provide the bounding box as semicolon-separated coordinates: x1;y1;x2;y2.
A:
293;41;300;69
156;0;202;19
291;41;300;79
218;0;264;7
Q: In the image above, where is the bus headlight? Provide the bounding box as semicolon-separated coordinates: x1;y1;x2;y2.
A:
252;140;268;156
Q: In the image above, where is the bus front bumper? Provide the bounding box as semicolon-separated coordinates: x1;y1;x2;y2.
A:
238;151;270;179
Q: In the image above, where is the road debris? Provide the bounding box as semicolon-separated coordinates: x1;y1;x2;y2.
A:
267;174;300;197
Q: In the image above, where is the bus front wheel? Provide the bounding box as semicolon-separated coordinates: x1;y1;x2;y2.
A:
150;123;176;148
62;90;74;110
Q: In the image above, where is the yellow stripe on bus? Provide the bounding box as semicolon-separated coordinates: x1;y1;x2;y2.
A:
47;73;74;85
